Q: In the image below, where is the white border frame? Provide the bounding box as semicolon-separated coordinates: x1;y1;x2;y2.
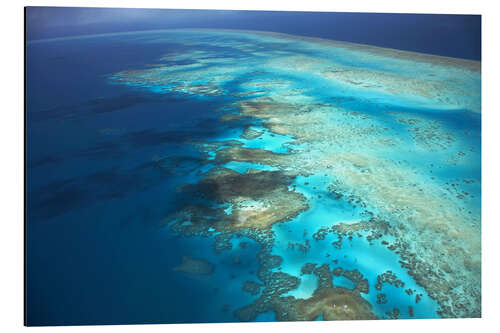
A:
3;1;497;332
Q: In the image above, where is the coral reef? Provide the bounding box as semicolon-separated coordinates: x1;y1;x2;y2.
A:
111;29;481;320
375;271;405;290
242;281;263;296
235;263;377;321
172;256;215;275
168;167;309;232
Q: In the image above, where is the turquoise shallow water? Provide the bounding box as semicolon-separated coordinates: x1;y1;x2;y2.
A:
26;29;481;324
270;173;440;318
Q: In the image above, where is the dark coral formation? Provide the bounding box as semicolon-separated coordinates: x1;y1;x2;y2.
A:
311;218;391;250
300;263;317;275
214;233;233;253
288;240;311;253
408;306;414;317
376;293;387;304
385;308;401;319
294;287;377;321
330;218;390;243
242;281;263;296
172;256;215;275
375;270;405;291
235;262;377;321
312;227;329;241
215;146;289;167
234;272;300;321
167;167;309;232
355;279;370;295
337;269;370;294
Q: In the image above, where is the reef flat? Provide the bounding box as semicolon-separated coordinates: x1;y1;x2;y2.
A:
108;29;481;320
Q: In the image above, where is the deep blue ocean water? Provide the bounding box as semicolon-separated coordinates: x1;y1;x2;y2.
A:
26;8;481;60
26;36;259;325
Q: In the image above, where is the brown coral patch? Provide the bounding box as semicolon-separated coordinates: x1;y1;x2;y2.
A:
215;146;289;167
168;168;308;232
295;287;377;321
172;256;214;275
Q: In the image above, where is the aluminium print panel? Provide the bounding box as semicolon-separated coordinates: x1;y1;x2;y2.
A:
25;7;481;326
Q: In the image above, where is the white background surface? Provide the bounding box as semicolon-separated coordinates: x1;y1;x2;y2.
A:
1;0;497;332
